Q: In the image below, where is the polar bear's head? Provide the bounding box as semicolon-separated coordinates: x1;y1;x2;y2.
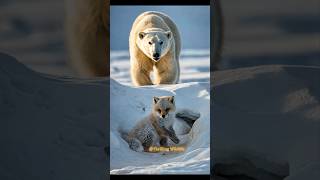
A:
137;29;173;62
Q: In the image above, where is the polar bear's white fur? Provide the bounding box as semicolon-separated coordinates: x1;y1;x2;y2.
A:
129;11;181;86
65;0;109;77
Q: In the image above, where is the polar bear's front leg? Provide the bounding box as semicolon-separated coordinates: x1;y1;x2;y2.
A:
154;54;179;84
131;66;153;86
154;65;178;85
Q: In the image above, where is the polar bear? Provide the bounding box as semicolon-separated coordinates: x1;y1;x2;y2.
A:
64;3;223;77
129;11;181;86
65;0;109;77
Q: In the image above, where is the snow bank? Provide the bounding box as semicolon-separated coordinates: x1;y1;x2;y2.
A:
213;65;320;179
0;53;107;180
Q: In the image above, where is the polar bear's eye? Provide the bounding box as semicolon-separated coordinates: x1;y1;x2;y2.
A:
148;41;152;45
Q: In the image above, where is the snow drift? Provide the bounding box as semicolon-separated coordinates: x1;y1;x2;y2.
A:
0;53;107;180
213;65;320;180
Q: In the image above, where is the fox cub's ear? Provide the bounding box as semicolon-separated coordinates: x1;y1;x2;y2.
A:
153;96;160;104
169;96;174;103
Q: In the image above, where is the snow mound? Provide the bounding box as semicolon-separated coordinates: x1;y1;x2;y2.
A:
213;65;320;179
0;53;107;180
110;79;210;174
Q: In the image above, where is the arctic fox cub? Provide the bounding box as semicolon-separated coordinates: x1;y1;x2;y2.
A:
122;96;180;152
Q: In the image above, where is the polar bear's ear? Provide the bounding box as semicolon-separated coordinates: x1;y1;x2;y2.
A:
153;96;160;104
139;32;146;39
165;31;172;39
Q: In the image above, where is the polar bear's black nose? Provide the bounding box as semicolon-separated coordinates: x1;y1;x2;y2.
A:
153;53;160;59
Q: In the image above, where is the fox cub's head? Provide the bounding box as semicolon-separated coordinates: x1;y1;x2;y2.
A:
152;96;176;119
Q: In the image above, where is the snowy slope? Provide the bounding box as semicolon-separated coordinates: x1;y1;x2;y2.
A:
110;49;210;174
0;53;107;180
213;65;320;180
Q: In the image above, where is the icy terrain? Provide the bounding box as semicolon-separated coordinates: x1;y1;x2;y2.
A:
110;49;210;174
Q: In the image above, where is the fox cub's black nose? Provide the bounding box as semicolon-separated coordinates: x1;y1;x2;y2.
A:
162;115;165;118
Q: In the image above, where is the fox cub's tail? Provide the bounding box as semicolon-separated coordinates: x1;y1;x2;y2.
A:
118;128;144;152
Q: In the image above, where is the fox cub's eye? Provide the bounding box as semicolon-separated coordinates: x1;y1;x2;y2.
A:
165;108;170;112
159;41;163;45
157;109;161;113
148;41;152;45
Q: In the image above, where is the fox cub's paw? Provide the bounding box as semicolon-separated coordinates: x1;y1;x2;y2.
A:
128;138;144;152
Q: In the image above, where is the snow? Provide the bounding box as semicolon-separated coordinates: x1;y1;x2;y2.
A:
1;51;319;178
213;65;320;180
110;49;210;174
0;53;107;180
110;49;210;85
